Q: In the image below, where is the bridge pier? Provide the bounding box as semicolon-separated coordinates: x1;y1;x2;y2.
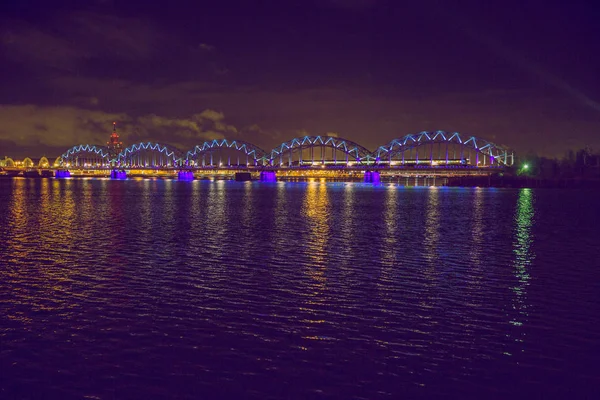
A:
177;170;194;181
55;170;71;178
364;170;381;183
235;172;252;181
110;169;127;179
259;171;277;182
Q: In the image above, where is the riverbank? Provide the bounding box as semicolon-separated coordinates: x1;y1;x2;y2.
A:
447;175;600;188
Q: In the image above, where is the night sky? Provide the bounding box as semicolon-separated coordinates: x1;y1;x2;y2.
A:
1;0;599;159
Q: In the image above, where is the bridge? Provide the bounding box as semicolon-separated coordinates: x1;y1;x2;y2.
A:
1;130;514;182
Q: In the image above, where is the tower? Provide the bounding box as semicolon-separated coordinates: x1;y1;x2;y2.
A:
107;122;123;159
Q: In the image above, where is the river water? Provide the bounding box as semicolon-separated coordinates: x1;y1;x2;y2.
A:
1;178;598;399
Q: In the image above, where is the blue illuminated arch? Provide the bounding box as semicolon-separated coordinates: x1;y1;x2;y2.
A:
117;142;183;167
185;139;268;166
269;135;374;165
59;145;111;167
371;131;514;166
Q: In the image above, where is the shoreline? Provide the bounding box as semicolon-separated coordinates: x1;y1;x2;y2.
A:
2;174;600;188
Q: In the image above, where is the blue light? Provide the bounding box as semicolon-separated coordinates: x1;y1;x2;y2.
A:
110;169;127;179
260;171;277;182
55;170;71;178
178;170;194;181
364;170;381;184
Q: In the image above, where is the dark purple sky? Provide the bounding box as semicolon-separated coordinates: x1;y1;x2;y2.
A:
1;0;599;158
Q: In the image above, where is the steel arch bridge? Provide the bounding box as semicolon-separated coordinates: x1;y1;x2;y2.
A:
269;135;374;166
117;142;183;168
52;130;514;172
59;145;111;167
185;139;268;167
372;131;513;167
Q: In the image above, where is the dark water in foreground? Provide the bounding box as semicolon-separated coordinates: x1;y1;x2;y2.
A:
1;178;599;399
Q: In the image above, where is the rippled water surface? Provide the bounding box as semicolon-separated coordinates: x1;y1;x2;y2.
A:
1;178;599;399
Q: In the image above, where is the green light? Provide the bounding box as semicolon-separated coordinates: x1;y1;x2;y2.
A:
523;164;529;170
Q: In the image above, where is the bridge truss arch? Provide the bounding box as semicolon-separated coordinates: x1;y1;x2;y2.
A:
38;156;50;168
185;139;268;167
59;145;111;167
371;131;514;167
269;135;374;167
117;142;183;168
1;157;15;167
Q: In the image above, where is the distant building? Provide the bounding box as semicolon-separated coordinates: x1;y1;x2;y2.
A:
107;122;124;159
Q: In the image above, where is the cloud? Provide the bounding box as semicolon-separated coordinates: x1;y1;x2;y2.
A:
1;24;81;71
0;105;125;149
133;112;239;148
198;43;215;51
433;4;600;114
50;77;224;111
1;12;167;72
4;72;600;159
1;10;226;88
67;12;160;60
237;124;283;151
198;109;225;122
0;105;249;157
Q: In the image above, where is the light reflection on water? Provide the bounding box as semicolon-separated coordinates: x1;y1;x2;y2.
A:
507;188;534;355
378;184;399;295
0;180;598;398
300;182;330;338
424;186;440;266
470;187;485;276
303;182;330;286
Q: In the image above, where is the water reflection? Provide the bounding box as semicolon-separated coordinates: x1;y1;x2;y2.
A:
206;181;228;262
4;181;30;324
300;183;331;338
7;180;26;248
5;180;81;323
174;181;195;250
273;182;289;246
419;188;441;329
161;180;175;235
39;178;50;218
378;185;399;294
469;188;485;287
241;181;254;228
424;187;440;266
188;181;203;245
57;179;76;250
1;179;597;399
341;183;355;239
107;181;127;268
139;180;153;237
383;184;399;263
302;182;330;290
508;188;535;354
338;183;356;280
